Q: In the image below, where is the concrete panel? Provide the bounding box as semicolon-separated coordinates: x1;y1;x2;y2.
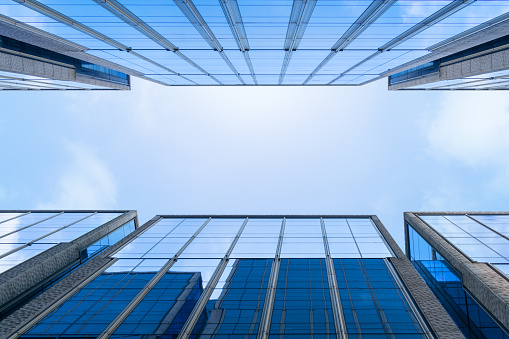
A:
381;19;509;78
439;49;509;81
0;21;144;78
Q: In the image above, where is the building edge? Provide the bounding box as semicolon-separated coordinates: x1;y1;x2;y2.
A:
404;212;509;332
372;215;466;339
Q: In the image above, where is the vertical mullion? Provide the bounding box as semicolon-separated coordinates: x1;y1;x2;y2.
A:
257;217;285;339
176;217;249;339
97;217;212;339
384;258;434;339
321;218;348;338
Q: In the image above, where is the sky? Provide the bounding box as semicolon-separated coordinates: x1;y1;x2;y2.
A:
1;79;509;247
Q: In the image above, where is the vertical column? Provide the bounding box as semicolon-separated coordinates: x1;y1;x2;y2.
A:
257;217;286;339
176;217;249;339
321;218;348;338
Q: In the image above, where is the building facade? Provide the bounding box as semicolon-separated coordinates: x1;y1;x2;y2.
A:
405;212;509;339
0;214;463;338
0;1;508;89
0;210;138;322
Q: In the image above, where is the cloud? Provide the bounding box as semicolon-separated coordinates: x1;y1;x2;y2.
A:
423;92;509;193
37;143;117;209
426;93;509;166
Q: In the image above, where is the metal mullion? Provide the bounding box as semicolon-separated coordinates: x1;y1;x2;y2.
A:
0;212;63;240
330;0;397;51
328;0;476;84
384;258;434;339
0;212;97;260
0;79;61;90
303;0;395;84
13;0;192;85
219;0;258;84
176;217;249;339
257;217;285;339
97;217;212;339
0;211;30;225
429;11;509;51
321;218;348;338
93;0;222;85
279;0;316;84
0;13;87;51
174;0;245;84
10;257;119;339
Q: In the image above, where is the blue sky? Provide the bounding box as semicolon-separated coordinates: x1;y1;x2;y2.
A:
2;78;509;247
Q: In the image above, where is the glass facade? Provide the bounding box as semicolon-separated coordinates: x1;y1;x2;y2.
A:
0;210;137;322
16;215;435;339
407;216;509;339
418;215;509;271
0;1;507;87
0;211;128;273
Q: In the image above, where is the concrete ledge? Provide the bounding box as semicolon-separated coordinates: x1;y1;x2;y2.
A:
405;212;509;332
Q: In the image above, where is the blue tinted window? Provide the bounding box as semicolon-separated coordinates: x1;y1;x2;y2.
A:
334;258;426;337
408;224;509;339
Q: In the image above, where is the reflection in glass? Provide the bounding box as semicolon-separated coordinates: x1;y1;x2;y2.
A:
408;224;509;339
191;259;271;337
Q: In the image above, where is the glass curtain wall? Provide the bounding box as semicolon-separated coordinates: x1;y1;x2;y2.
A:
407;222;509;339
21;216;429;339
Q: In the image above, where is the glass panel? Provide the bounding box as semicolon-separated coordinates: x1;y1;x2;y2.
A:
189;259;272;338
335;258;426;337
115;218;208;259
420;214;509;264
230;237;279;258
38;213;122;243
283;218;322;237
0;212;24;223
0;213;91;245
169;259;221;289
0;244;55;274
280;238;325;258
270;259;335;336
196;218;245;237
23;258;165;337
178;237;235;258
0;213;60;239
239;218;282;237
408;224;509;339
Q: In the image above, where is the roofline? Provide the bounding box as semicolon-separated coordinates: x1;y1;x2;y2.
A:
0;210;135;213
406;211;509;216
155;214;378;218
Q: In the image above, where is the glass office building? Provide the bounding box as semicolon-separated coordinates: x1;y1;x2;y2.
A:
0;210;138;323
0;214;464;338
405;212;509;339
0;1;508;90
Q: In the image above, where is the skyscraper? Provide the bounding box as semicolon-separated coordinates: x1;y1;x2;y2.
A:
0;1;508;89
405;212;509;338
0;213;464;338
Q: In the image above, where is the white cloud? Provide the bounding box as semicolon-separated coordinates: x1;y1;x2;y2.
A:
37;143;117;209
424;92;509;193
426;92;509;166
